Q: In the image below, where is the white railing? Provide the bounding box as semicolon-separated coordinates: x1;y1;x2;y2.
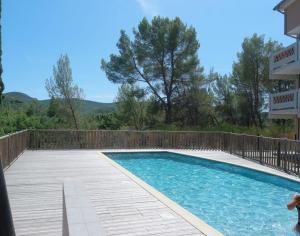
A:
269;40;300;78
269;89;299;119
270;89;298;111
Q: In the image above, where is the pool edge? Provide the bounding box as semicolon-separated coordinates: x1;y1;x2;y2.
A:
169;150;300;184
98;151;224;236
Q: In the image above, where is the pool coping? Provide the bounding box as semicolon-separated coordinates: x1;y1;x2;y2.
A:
101;149;300;184
170;150;300;184
98;151;224;236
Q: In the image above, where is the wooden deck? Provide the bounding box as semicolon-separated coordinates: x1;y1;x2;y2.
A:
4;150;206;236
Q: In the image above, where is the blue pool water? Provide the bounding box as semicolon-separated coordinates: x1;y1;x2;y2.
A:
105;151;300;236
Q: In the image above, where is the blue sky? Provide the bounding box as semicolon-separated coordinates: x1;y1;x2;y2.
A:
3;0;295;102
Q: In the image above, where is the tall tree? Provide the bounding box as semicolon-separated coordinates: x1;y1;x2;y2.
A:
0;0;4;103
46;97;73;127
232;34;281;128
211;73;237;124
174;75;215;127
115;84;148;130
46;55;83;129
101;17;203;123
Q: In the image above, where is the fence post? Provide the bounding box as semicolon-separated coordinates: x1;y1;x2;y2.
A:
223;133;226;152
284;138;288;172
230;133;233;154
7;135;10;168
0;161;16;236
277;141;281;167
259;136;263;164
242;135;245;158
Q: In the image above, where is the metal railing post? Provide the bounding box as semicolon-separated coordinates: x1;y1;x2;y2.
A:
277;141;281;167
0;162;16;236
259;136;263;164
223;133;226;152
242;135;245;158
230;133;233;154
284;138;288;172
7;134;10;167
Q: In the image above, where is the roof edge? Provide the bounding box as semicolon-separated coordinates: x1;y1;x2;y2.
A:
274;0;296;12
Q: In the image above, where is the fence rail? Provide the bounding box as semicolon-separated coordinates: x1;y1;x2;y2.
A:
0;130;29;169
28;129;300;176
29;130;224;150
2;129;300;176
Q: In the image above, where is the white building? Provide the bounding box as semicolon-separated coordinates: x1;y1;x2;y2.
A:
269;0;300;138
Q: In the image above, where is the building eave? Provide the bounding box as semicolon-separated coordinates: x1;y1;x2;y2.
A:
274;0;296;13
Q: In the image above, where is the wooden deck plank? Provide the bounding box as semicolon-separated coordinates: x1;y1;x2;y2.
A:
4;150;205;236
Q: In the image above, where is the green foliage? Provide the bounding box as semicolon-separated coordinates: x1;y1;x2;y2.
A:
47;98;60;117
76;112;120;130
211;73;237;124
145;121;294;139
102;16;203;123
0;108;44;135
45;98;76;128
3;92;115;114
99;22;296;138
232;34;282;128
206;121;294;139
174;75;215;127
46;55;84;129
26;100;42;116
0;79;3;103
0;14;295;139
115;84;149;130
95;113;120;130
4;92;34;103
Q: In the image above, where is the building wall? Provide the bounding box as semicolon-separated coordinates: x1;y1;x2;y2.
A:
286;0;300;36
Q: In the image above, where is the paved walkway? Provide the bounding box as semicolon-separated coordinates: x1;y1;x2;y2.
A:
5;150;206;236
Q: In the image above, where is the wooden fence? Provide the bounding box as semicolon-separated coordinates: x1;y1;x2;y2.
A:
225;133;300;176
0;130;29;169
2;129;300;176
28;129;300;176
29;129;224;150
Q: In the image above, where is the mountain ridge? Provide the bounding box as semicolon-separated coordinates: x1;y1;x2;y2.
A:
3;92;116;113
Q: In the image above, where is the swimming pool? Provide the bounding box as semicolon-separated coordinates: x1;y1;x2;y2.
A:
105;151;300;236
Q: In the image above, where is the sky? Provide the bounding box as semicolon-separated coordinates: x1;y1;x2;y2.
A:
3;0;295;103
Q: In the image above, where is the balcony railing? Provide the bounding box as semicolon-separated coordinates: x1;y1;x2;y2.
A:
269;89;299;118
269;40;300;79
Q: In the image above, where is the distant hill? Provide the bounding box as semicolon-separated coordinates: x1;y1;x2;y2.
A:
3;92;116;113
4;92;38;103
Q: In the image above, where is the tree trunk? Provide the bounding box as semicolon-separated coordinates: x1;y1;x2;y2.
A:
249;95;257;127
70;108;79;130
256;110;263;129
165;103;172;124
67;98;79;130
